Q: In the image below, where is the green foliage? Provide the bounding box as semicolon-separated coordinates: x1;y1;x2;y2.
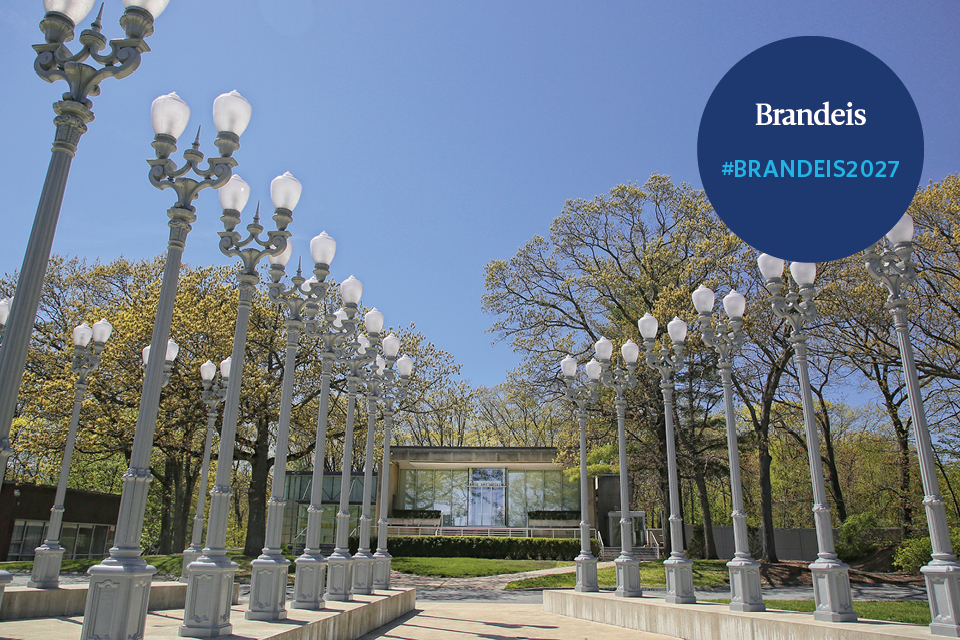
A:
687;525;706;560
348;535;600;560
705;599;931;626
894;529;960;573
835;512;880;563
527;510;580;521
390;557;571;577
505;559;730;589
392;509;442;519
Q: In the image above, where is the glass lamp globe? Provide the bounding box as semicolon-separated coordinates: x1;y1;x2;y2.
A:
142;345;151;365
123;0;170;18
621;339;639;364
397;355;414;377
72;322;93;347
219;174;250;213
560;355;577;378
758;254;785;280
44;0;95;24
332;308;348;328
150;92;190;139
638;313;659;340
341;276;363;306
212;90;252;137
165;338;180;362
790;262;817;287
365;307;385;334
886;213;915;245
310;231;336;266
692;284;715;314
270;172;302;211
585;359;602;381
220;357;232;379
92;318;113;343
595;336;613;361
0;298;12;325
200;360;217;382
667;317;687;343
300;275;318;294
268;239;293;267
382;334;401;358
375;355;386;375
723;290;746;319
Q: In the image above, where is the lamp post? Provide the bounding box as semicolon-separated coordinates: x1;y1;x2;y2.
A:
28;319;112;589
693;286;765;612
641;314;696;605
864;214;960;636
0;0;167;498
759;254;856;622
593;335;642;597
82;89;249;640
372;349;413;590
561;355;601;592
180;357;230;583
180;173;296;638
246;237;336;621
353;309;388;595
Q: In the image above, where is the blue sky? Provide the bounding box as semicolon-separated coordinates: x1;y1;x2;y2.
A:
1;1;958;387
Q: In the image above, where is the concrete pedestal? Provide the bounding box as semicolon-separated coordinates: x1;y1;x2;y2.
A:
372;551;392;590
180;548;202;583
924;564;960;637
292;553;327;610
0;570;11;612
664;556;696;604
178;555;238;638
28;545;65;589
575;554;599;592
351;551;375;596
80;558;156;640
614;554;642;598
245;554;290;620
727;558;765;612
325;552;354;602
810;560;857;622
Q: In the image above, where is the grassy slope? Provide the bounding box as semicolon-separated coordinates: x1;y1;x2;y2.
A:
391;557;573;578
705;599;931;626
505;559;730;590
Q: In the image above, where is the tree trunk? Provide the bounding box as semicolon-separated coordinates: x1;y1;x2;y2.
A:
758;432;778;563
244;422;272;557
156;457;175;555
694;468;718;559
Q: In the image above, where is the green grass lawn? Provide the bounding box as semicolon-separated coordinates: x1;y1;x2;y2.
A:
390;557;573;578
704;599;931;626
505;559;730;590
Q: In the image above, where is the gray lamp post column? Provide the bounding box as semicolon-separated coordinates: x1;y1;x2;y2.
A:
29;319;112;589
865;214;960;636
181;358;230;583
373;347;413;590
180;173;295;638
561;355;601;592
641;314;696;605
83;91;249;640
0;2;164;509
693;286;765;612
594;336;642;597
759;254;856;622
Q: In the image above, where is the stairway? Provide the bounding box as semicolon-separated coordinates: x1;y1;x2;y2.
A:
600;546;661;561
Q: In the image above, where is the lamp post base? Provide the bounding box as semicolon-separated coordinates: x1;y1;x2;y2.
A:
575;552;599;592
372;550;392;590
727;557;765;612
351;550;375;595
0;569;12;610
178;554;239;638
180;547;203;583
664;556;696;604
28;544;65;589
324;551;353;602
81;556;157;640
614;553;642;598
923;562;960;636
291;552;327;610
809;559;857;622
245;553;290;620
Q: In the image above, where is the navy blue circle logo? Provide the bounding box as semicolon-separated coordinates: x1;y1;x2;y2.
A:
697;36;923;263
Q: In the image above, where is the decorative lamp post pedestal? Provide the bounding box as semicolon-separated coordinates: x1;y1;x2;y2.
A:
292;551;327;609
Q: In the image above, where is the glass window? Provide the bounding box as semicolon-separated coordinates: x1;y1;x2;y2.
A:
471;468;505;485
322;476;339;502
91;525;107;558
544;471;563;511
507;471;527;527
525;471;544;512
11;521;24;543
451;470;469;526
562;473;580;511
414;470;435;510
400;469;416;509
434;470;453;523
74;525;93;557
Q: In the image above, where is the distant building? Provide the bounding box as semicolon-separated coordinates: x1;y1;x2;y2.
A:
281;471;377;551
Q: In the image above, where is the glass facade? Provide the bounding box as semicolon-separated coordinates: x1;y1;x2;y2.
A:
398;467;579;527
6;519;116;561
281;472;377;548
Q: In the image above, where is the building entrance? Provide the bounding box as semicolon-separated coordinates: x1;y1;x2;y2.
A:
467;468;506;526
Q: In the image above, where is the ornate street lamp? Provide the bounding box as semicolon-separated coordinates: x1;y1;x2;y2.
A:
245;238;336;621
28;319;112;589
372;348;413;590
594;335;642;597
0;0;167;501
864;214;960;636
561;355;601;592
142;338;180;387
759;254;856;622
180;172;295;637
641;314;696;604
693;286;765;612
82;90;249;640
180;357;230;583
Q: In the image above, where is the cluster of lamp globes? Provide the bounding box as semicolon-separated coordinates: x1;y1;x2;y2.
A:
42;0;170;38
72;319;114;348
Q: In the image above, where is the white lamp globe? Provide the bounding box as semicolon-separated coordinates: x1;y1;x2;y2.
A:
560;355;577;378
375;355;386;375
886;213;915;245
142;345;151;365
72;322;93;347
212;90;252;137
341;276;363;306
382;334;401;358
92;318;113;343
595;336;613;361
585;359;602;381
219;174;250;213
270;172;302;211
200;360;217;382
365;307;385;334
723;290;746;319
638;313;659;340
790;262;817;287
758;254;785;280
397;355;414;377
123;0;170;18
310;231;337;265
667;317;688;343
621;339;639;364
299;275;318;294
0;298;10;325
45;0;95;24
692;285;715;314
220;357;232;379
268;238;293;267
150;92;190;139
165;338;180;362
332;308;348;328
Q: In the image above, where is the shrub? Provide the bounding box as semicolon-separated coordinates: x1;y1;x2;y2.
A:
687;525;705;560
894;528;960;573
527;510;581;521
836;512;880;563
392;509;442;519
348;535;601;560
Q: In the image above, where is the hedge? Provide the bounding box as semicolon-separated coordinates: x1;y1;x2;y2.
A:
391;509;442;519
348;535;601;560
528;510;581;521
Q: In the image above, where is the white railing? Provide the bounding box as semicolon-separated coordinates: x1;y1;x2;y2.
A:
386;525;590;539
